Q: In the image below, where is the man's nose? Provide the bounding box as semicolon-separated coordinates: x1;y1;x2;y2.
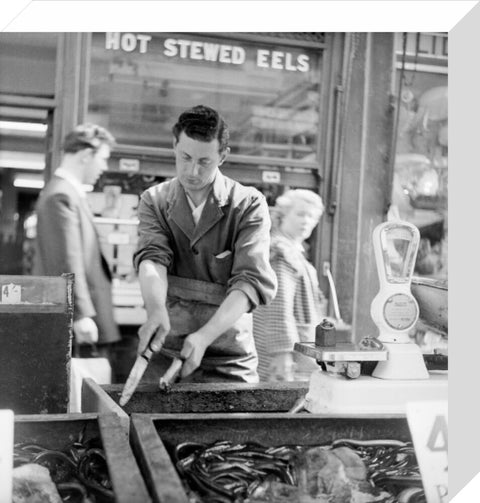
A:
190;162;200;176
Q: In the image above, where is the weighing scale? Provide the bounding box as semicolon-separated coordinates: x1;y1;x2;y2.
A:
294;220;448;414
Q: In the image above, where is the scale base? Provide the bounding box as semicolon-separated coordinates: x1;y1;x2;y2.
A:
373;342;429;380
304;370;448;415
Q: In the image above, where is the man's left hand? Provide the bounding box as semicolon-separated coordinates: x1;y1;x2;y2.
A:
179;331;209;378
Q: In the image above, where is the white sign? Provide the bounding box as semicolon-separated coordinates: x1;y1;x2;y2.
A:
0;410;14;503
407;400;448;502
119;158;140;172
105;33;311;73
262;171;281;184
107;232;130;245
1;283;21;304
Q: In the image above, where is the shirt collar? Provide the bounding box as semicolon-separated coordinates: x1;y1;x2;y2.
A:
54;168;86;198
168;170;230;208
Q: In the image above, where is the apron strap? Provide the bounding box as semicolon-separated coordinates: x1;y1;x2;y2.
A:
167;275;227;306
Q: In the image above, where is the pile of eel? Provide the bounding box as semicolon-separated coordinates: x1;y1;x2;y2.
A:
12;432;113;503
174;439;425;503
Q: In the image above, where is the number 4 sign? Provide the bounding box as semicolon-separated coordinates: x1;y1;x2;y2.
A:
407;401;448;502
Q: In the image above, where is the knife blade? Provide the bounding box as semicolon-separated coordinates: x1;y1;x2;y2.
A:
119;345;154;406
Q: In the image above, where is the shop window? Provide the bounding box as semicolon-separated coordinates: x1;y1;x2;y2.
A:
87;33;323;163
392;33;448;280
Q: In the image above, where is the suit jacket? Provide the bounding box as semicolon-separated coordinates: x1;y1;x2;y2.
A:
33;175;120;344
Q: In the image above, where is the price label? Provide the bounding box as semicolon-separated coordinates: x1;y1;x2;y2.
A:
119;158;140;172
1;283;21;304
0;410;14;503
407;401;448;502
107;232;130;245
262;170;281;184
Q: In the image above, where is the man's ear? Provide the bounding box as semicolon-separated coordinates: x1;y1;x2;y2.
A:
172;138;178;151
78;148;93;164
218;147;230;167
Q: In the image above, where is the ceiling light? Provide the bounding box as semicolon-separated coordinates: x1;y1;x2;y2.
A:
13;176;45;189
0;151;45;170
0;121;47;133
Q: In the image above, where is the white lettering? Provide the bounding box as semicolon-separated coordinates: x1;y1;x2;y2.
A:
164;38;178;57
203;42;221;61
136;34;152;54
231;46;246;65
285;53;297;72
190;41;203;60
257;49;270;68
297;54;310;72
271;51;284;70
121;33;137;52
177;39;192;58
219;45;232;64
105;32;120;51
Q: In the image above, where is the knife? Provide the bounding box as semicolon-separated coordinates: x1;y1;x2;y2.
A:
119;343;155;406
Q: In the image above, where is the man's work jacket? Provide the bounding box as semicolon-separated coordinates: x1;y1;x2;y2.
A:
133;171;277;382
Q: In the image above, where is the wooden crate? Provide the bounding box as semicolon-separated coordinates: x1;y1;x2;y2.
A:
0;274;73;413
81;377;309;414
14;412;151;503
130;412;412;503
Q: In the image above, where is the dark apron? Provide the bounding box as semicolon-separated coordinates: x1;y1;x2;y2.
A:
144;275;258;383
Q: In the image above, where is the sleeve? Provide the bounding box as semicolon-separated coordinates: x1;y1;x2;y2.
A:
227;192;277;309
259;256;300;354
40;193;95;319
132;189;173;272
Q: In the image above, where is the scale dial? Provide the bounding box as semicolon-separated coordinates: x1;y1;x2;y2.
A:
383;293;418;331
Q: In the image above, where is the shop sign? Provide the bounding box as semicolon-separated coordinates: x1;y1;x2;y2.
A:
0;410;13;503
105;33;311;73
406;401;448;502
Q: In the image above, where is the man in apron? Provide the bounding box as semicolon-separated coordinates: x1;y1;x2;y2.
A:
133;105;277;383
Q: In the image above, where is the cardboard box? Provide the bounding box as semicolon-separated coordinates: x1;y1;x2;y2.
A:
0;275;73;413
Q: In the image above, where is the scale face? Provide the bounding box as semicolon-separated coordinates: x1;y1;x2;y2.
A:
383;293;418;331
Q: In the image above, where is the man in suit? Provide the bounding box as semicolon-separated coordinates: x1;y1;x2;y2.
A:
34;124;121;365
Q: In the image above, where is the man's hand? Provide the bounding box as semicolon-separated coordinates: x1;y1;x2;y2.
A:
268;352;295;382
137;305;171;354
179;331;210;378
73;317;99;345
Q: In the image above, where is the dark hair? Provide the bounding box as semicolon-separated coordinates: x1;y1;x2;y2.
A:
62;123;115;154
172;105;229;152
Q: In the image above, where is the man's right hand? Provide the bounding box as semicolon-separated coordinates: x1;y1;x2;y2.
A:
73;317;99;345
137;306;171;354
